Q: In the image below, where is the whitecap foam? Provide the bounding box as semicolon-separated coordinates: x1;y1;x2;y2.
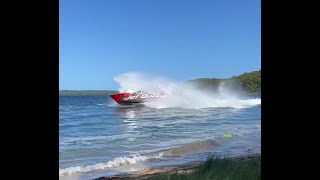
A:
239;98;261;106
59;153;163;176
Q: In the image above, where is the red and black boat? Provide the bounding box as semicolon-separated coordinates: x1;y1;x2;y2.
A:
110;89;166;105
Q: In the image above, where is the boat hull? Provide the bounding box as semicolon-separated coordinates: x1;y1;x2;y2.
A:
110;92;165;105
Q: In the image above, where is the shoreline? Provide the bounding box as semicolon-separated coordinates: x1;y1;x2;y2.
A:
93;153;261;180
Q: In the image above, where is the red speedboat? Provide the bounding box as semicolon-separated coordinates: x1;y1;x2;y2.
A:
110;89;166;105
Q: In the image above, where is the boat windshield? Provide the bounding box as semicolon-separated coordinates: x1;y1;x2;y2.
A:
125;89;134;93
135;90;148;93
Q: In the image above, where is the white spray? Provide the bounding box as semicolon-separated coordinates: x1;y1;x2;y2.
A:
113;72;261;109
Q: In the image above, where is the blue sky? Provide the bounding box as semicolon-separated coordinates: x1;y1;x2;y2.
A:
59;0;260;90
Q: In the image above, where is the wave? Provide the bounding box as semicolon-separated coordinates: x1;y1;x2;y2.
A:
59;134;148;145
60;135;120;145
59;153;163;176
60;138;236;176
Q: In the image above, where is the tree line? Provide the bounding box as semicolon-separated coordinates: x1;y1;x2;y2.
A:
187;70;261;94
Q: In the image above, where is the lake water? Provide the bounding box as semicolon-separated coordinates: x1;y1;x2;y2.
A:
59;95;261;180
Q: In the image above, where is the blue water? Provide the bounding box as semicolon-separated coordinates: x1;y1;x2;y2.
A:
59;95;261;180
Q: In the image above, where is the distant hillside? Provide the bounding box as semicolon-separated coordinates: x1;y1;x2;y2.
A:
59;90;118;96
60;70;260;96
187;70;261;94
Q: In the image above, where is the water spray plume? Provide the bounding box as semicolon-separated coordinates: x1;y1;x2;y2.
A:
114;72;261;109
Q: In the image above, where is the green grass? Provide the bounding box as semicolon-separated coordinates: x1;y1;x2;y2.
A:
146;155;261;180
